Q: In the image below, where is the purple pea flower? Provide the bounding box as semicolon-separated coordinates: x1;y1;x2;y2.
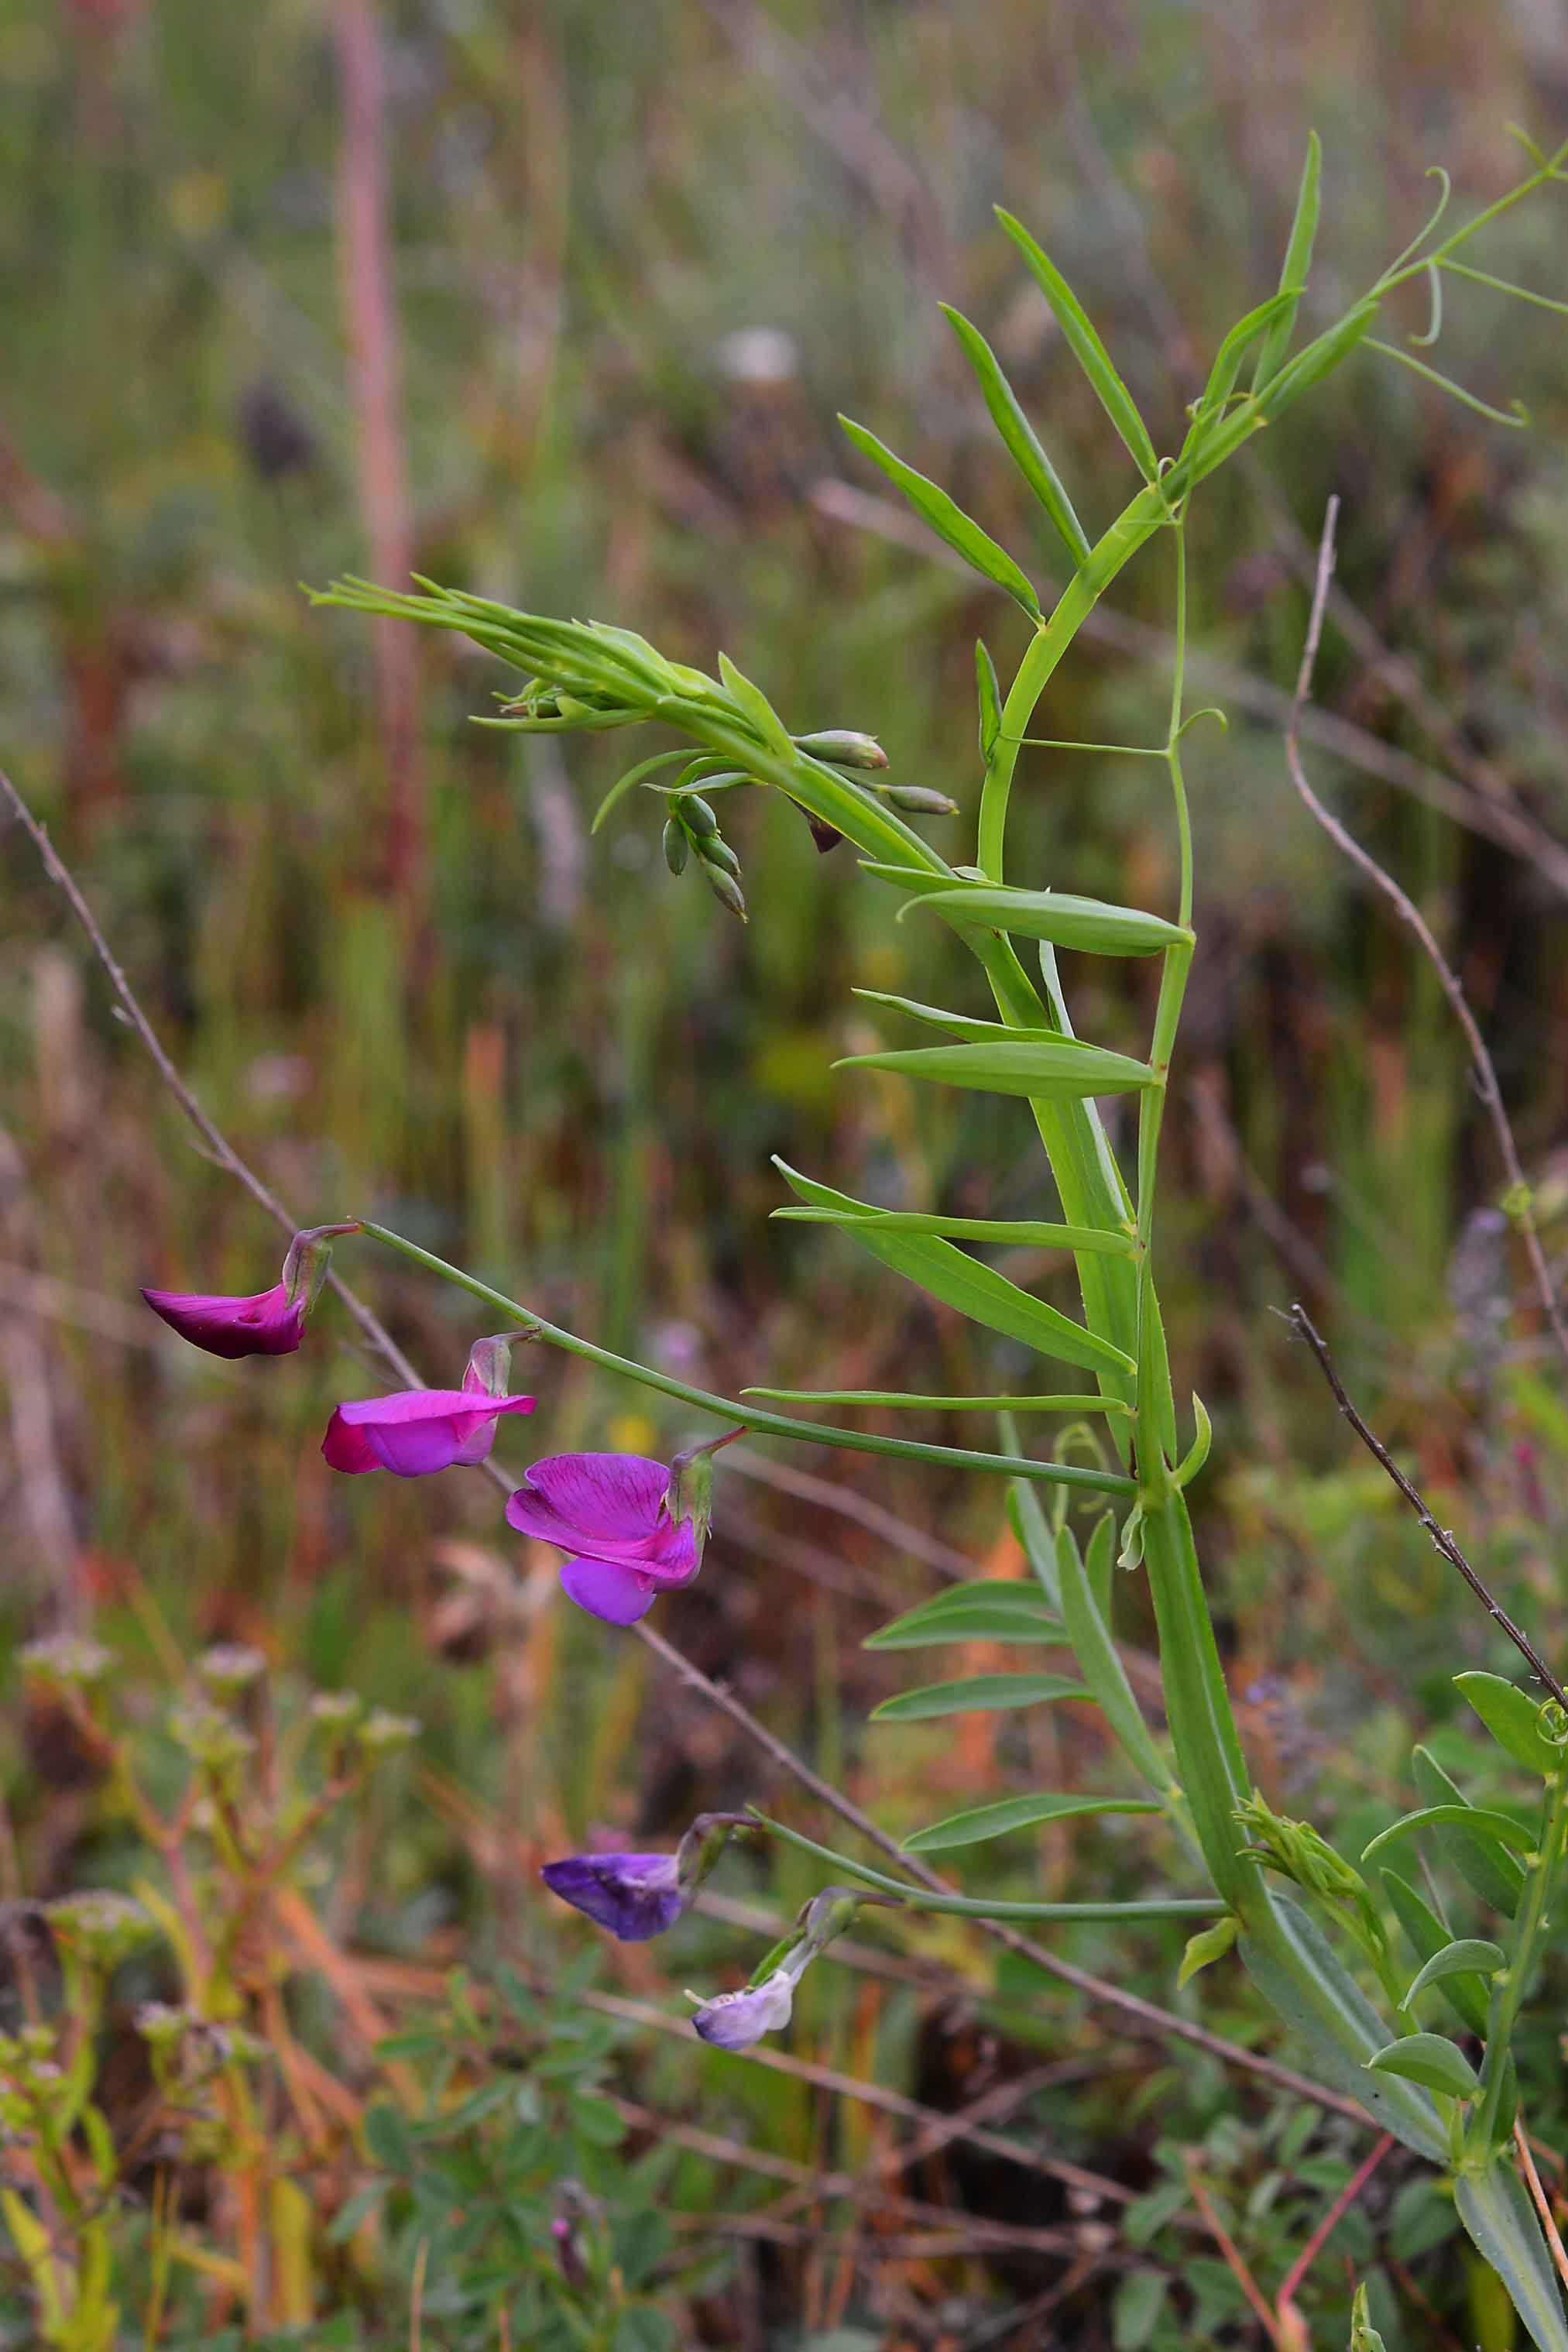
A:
505;1429;740;1626
323;1334;534;1478
540;1812;751;1943
143;1224;357;1360
691;1963;803;2050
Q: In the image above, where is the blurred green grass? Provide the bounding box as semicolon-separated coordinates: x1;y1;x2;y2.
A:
5;1;1568;2340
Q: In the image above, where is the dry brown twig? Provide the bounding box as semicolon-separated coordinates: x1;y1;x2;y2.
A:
1286;495;1568;1370
1;758;1372;2131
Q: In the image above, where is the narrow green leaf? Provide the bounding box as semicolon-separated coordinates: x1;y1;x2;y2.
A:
871;1672;1089;1721
994;209;1159;481
1178;1914;1238;1989
914;883;1190;957
1365;2033;1478;2100
850;989;1038;1044
941;304;1093;567
1413;1746;1525;1916
1405;1938;1505;2005
1360;1804;1535;1865
1057;1523;1173;1793
837;1039;1156;1101
745;1386;1128;1413
774;1158;1136;1376
1189;290;1299;431
1255;299;1380;425
976;640;1003;761
1086;1510;1115;1625
1453;2165;1568;2352
1380;1869;1492;2036
839;416;1043;617
774;1194;1137;1255
590;748;695;833
715;650;794;754
904;1791;1161;1853
1252;132;1322;390
864;1581;1064;1650
1454;1670;1564;1778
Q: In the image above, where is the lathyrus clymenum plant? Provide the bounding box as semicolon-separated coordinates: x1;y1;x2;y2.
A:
140;129;1568;2342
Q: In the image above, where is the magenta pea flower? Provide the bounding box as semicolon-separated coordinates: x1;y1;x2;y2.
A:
143;1224;356;1360
322;1334;534;1478
540;1812;751;1943
505;1430;740;1626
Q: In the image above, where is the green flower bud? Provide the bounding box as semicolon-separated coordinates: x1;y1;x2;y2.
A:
698;834;741;878
701;865;748;922
878;784;958;815
678;793;719;839
662;817;689;874
794;730;889;771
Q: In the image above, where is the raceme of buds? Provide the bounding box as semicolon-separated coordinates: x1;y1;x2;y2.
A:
540;1811;753;1942
322;1335;535;1478
142;1222;358;1359
664;791;748;921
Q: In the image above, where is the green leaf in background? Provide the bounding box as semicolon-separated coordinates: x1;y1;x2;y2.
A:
994;209;1161;481
864;1580;1064;1650
1252;130;1323;390
1381;1870;1494;2037
976;639;1003;761
1454;1670;1565;1777
1365;2031;1478;2099
914;882;1190;956
1113;2268;1170;2351
774;1159;1136;1375
1348;2280;1390;2351
835;1038;1156;1100
1178;1914;1238;1988
904;1791;1161;1852
1404;1938;1505;2006
838;415;1044;617
1360;1804;1535;1865
940;303;1093;568
1412;1746;1526;1916
871;1671;1089;1720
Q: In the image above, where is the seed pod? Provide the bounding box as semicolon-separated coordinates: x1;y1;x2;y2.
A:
795;729;889;771
663;817;689;874
698;834;740;877
677;792;719;838
702;864;748;922
880;784;959;815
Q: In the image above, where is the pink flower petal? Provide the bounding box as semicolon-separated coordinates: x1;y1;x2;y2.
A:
143;1282;304;1360
321;1410;383;1475
522;1454;671;1543
559;1556;657;1626
323;1391;534;1478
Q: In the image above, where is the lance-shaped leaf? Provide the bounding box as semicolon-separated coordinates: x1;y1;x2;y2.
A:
746;1385;1128;1413
904;1792;1161;1854
1365;2033;1479;2101
1252;131;1323;392
864;1581;1063;1650
1057;1522;1174;1794
1381;1870;1492;2037
913;882;1191;957
1454;1670;1565;1779
939;304;1092;568
1360;1804;1536;1866
1413;1746;1525;1917
1453;2167;1568;2352
872;1672;1089;1722
839;417;1043;618
774;1195;1134;1255
994;210;1159;482
1185;289;1299;442
836;1037;1156;1102
774;1159;1135;1376
1405;1938;1505;2006
716;651;794;755
976;640;1003;761
1178;1915;1238;1989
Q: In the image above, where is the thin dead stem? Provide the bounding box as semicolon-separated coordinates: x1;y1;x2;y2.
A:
1286;496;1568;1368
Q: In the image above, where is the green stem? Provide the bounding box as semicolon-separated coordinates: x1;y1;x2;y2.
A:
1469;1762;1568;2158
757;1814;1223;1921
354;1223;1133;1497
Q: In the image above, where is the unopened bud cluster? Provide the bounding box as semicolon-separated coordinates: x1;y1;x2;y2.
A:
664;791;746;920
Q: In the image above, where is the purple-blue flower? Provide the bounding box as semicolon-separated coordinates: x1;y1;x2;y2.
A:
540;1812;752;1943
691;1966;801;2050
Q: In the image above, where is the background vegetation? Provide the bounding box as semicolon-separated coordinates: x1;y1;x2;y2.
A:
3;1;1568;2342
